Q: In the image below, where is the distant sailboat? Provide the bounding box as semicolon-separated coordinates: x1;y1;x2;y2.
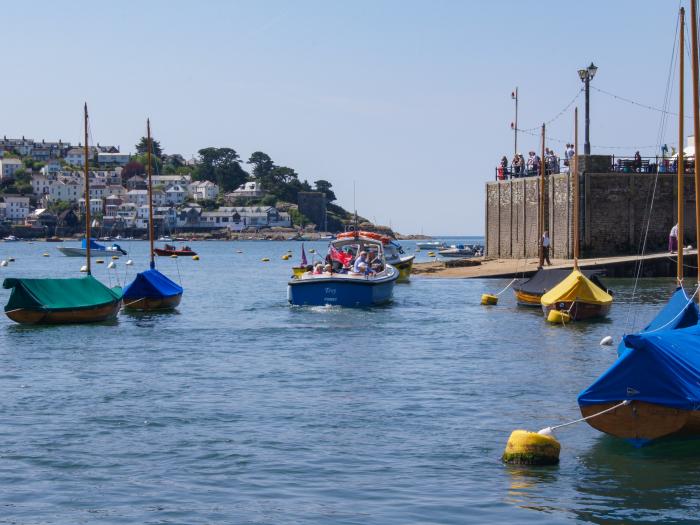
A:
3;104;123;324
122;119;183;311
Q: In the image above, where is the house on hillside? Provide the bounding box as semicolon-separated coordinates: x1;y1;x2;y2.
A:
0;158;22;182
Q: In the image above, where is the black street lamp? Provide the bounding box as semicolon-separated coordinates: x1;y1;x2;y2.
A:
578;62;598;155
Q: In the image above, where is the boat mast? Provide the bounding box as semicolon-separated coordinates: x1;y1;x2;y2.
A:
147;119;155;269
538;123;545;268
692;0;700;290
574;107;579;270
679;6;685;286
84;103;91;276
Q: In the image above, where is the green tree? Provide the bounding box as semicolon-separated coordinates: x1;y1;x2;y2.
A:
195;147;248;192
133;153;162;175
135;137;163;158
314;179;336;202
247;151;274;179
121;160;145;179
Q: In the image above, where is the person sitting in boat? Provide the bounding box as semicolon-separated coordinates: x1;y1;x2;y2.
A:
313;263;324;275
353;251;368;273
323;263;333;275
369;252;384;272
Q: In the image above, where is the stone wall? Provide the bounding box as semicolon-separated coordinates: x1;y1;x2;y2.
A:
485;169;696;259
297;192;327;228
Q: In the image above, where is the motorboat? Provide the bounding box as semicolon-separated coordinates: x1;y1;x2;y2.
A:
437;244;482;258
154;244;197;256
58;238;128;257
416;240;447;250
3;235;19;242
288;234;399;307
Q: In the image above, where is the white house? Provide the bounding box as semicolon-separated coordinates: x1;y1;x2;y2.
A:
152;174;191;186
189;180;219;201
40;159;62;176
3;196;30;220
0;158;23;182
164;184;186;205
31;174;52;197
78;198;103;215
126;189;149;206
65;147;85;166
229;180;265;199
49;180;83;203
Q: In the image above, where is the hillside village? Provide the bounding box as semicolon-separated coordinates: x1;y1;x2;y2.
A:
0;136;380;238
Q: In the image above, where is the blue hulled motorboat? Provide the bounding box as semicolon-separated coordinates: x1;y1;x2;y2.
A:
288;235;399;307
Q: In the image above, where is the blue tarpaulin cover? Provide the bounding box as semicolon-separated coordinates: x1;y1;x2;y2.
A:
123;269;183;299
579;287;700;410
81;238;106;250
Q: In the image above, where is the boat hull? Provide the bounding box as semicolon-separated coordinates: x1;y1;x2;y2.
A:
122;293;182;311
288;268;398;307
5;300;122;325
58;247;123;257
580;401;700;443
514;289;542;306
542;301;611;321
387;255;414;282
154;249;196;257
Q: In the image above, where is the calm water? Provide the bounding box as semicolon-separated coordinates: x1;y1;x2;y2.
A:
0;239;698;524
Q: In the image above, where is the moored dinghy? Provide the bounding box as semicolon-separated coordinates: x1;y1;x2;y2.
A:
123;119;183;311
288;234;398;307
540;269;613;321
513;268;610;307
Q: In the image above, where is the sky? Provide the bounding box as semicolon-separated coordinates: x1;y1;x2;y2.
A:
0;0;691;234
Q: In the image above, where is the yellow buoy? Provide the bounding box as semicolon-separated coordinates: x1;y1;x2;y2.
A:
547;309;571;324
502;429;560;465
111;255;119;260
95;259;104;264
171;254;178;259
42;253;50;257
309;249;316;254
262;257;270;262
481;294;498;305
192;255;199;260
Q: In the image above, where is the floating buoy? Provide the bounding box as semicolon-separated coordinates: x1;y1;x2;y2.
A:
170;255;178;259
42;252;50;257
95;259;104;264
80;265;88;272
192;255;199;260
428;252;436;257
111;255;119;260
107;261;116;269
309;249;316;254
0;260;7;267
8;257;14;262
261;257;270;262
502;429;561;466
236;250;243;253
125;259;133;266
481;293;498;305
600;335;613;346
547;309;570;324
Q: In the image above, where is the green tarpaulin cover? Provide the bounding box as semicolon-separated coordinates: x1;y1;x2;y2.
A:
3;275;122;312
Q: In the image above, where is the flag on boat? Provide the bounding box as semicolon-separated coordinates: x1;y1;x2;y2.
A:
329;245;352;266
301;243;307;266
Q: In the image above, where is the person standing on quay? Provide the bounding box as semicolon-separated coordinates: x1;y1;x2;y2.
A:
669;223;679;253
542;231;552;266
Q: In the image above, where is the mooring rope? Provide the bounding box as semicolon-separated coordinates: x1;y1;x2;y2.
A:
493;278;518;296
538;400;631;435
638;284;700;334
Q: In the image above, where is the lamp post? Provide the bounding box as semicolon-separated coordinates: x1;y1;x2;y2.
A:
511;88;518;158
578;62;598;155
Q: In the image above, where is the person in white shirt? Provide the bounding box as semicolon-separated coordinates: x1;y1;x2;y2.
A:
669;223;679;253
542;231;552;266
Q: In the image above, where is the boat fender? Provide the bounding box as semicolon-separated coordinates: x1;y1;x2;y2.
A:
80;265;88;272
502;429;560;466
170;255;178;259
42;253;50;257
547;309;571;324
107;261;116;269
192;255;200;261
600;335;613;346
0;260;7;267
126;259;133;266
481;293;498;305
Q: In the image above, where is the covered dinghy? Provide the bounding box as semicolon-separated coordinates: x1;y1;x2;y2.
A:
513;268;610;306
578;316;700;442
122;268;183;311
540;269;612;321
3;275;122;324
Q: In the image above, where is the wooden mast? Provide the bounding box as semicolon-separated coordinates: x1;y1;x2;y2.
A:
679;6;685;285
574;107;579;269
538;123;545;268
147;119;155;269
691;0;700;289
84;103;91;276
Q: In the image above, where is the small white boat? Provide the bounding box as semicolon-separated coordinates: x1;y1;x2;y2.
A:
3;235;19;242
416;240;446;249
437;244;483;258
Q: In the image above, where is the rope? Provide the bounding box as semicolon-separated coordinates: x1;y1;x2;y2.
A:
517;88;583;132
640;284;700;334
175;257;182;286
538;400;631;435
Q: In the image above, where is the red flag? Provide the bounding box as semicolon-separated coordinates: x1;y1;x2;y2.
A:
329;246;352;266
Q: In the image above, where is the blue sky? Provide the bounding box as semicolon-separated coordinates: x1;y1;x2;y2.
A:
1;1;688;234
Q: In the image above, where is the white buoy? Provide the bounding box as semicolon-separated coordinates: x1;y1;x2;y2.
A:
107;261;116;269
80;265;88;272
126;259;133;266
0;260;7;267
600;335;613;346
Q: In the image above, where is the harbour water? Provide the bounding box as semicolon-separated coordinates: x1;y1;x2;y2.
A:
0;239;698;524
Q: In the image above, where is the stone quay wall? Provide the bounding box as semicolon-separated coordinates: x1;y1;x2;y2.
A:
485;157;697;258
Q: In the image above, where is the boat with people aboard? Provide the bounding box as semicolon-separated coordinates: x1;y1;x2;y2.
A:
58;238;128;257
154;244;197;257
3;103;122;325
123;119;183;312
288;234;399;307
336;231;414;282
